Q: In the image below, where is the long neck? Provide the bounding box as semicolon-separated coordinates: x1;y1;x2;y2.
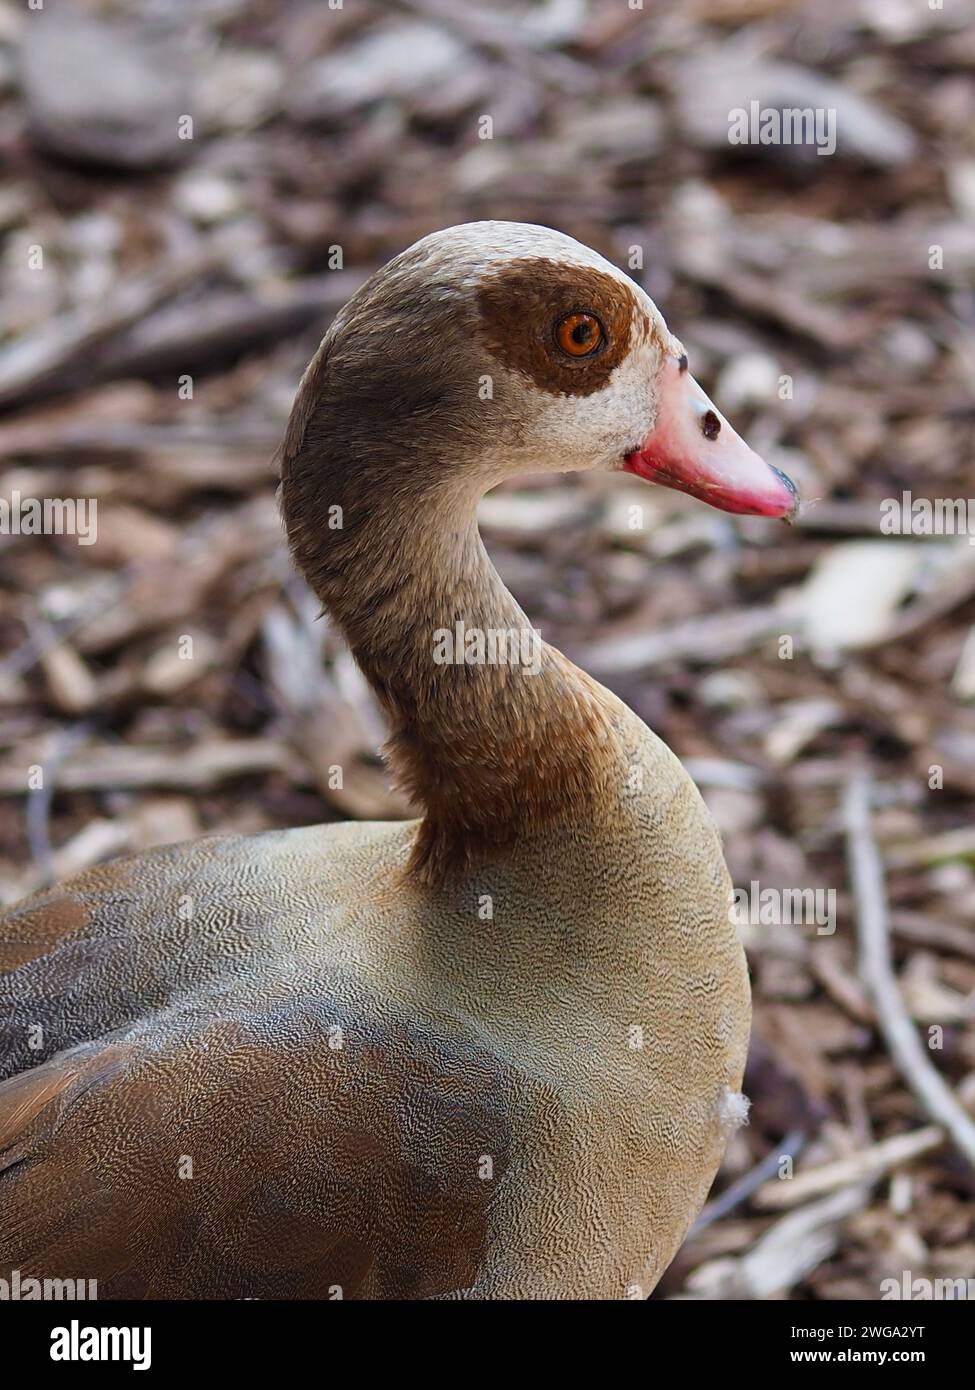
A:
290;475;618;882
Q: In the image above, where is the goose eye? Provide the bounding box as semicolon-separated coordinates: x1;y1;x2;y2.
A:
555;312;604;358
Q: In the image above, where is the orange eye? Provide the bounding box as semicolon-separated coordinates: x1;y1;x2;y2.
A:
555;312;604;358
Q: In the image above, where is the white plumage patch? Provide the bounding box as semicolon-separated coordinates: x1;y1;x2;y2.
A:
717;1087;751;1132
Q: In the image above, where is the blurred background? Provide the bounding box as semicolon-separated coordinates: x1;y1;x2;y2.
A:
1;0;974;1299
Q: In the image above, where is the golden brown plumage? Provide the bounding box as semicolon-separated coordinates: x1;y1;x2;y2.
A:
0;222;797;1299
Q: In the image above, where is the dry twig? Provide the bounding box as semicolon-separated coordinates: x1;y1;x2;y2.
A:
844;770;975;1169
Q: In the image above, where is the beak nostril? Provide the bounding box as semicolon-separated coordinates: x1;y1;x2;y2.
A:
701;410;721;441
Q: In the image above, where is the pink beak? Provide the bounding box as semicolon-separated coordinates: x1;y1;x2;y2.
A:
623;355;799;521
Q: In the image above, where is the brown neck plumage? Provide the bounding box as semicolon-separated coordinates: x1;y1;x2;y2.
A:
281;443;616;883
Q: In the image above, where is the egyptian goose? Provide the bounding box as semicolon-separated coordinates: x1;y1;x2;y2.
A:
0;222;797;1300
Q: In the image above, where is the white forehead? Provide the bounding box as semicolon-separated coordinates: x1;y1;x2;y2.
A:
405;220;653;306
362;221;685;373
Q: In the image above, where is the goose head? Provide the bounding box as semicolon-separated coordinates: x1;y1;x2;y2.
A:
282;219;798;528
281;222;798;880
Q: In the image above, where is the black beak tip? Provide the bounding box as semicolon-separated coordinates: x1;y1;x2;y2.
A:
771;465;801;524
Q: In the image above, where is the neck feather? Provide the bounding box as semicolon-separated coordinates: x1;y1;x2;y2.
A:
284;467;618;882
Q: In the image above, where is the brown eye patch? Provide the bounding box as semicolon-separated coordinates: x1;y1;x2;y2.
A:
476;257;642;396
